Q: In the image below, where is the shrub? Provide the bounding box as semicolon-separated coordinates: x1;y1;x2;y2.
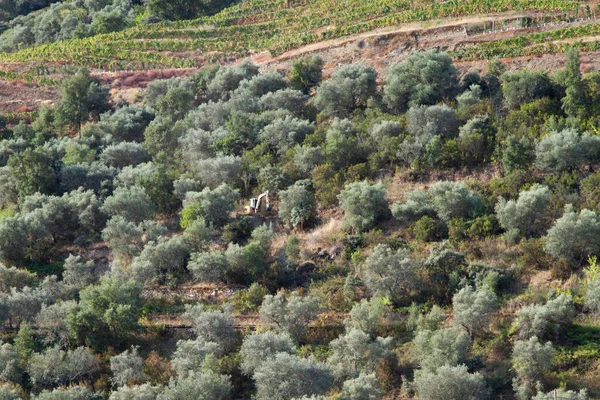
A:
514;294;574;340
328;328;393;379
315;64;377;116
361;244;417;303
535;129;600;173
452;285;498;336
383;50;458;113
413;327;471;373
239;331;296;375
544;205;600;266
254;353;333;400
338;181;389;233
259;292;320;342
495;184;550;240
413;364;490;400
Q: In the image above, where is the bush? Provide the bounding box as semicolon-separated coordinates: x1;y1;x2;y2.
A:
514;294;574;340
544;205;600;266
289;55;324;95
452;285;498;336
338;181;389;233
239;331;296;375
278;180;316;229
328;328;393;379
501;70;554;110
254;353;333;400
413;364;490;400
259;292;320;342
315;64;377;116
413;327;471;373
361;244;417;303
535;129;600;173
383;50;458;113
495;184;550;239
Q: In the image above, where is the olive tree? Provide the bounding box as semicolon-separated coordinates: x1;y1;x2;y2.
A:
259;292;320;342
501;70;554;110
533;389;588;400
181;304;235;348
181;184;239;228
344;297;388;337
338;181;389;233
239;331;296;375
62;254;95;289
0;341;21;384
315;64;377;116
161;371;231;400
129;235;189;286
512;337;554;400
413;364;490;400
33;386;96;400
383;50;458;113
28;346;100;389
289;55;324;95
495;184;550;240
193;155;242;187
254;353;333;400
392;181;481;222
452;285;498;336
407;104;458;140
110;346;144;388
545;205;600;266
109;384;162;400
278;180;316;229
101;186;156;223
293;145;325;176
413;327;471;373
535;129;600;173
171;338;223;378
361;244;417;303
328;328;393;379
258;116;314;155
340;373;383;400
100;142;149;168
515;294;574;340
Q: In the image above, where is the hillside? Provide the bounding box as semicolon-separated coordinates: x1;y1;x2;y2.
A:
2;0;600;399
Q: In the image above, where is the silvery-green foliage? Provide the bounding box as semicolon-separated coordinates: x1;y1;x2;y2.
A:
173;178;204;201
345;298;388;336
369;120;402;142
188;249;228;283
250;224;274;252
328;328;393;379
392;181;481;222
32;386;96;400
171;338;223;378
515;294;574;340
413;327;471;373
535;129;600;173
544;205;600;266
181;304;235;347
407;104;458;141
62;254;95;289
234;71;287;99
532;389;587;400
183;184;239;228
109;384;162;400
60;162;116;195
28;346;100;389
584;278;600;314
194;155;242;187
259;292;320;342
254;353;333;400
6;286;53;326
110;346;144;387
456;84;482;109
278;180;316;228
36;301;76;347
102;217;166;262
452;285;498;336
101;186;156;223
99;104;154;143
315;64;377;116
293;145;325;176
100;142;149;168
239;331;296;375
361;244;416;302
341;373;383;400
338;181;389;233
413;364;490;400
259;89;308;114
129;235;189;286
512;336;554;381
258;116;314;155
0;167;18;209
495;184;550;239
324;119;361;169
0;383;20;400
0;341;21;383
162;371;231;400
207;60;259;101
0;264;36;292
113;162;155;189
383;50;458;112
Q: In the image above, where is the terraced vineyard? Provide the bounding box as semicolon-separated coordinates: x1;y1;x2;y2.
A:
0;0;590;70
